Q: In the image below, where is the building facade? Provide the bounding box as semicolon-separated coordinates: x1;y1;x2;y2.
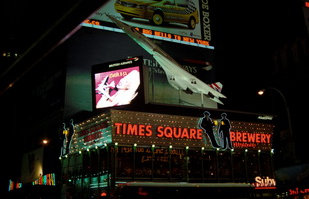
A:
61;109;276;198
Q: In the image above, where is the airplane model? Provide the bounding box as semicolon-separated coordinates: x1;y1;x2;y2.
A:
106;14;226;104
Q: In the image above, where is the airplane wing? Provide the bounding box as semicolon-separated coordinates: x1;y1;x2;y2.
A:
106;14;226;104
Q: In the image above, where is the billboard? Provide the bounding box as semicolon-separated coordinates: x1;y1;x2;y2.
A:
143;57;218;108
92;56;143;110
84;0;215;49
111;110;274;150
68;116;112;154
64;109;274;155
21;147;44;183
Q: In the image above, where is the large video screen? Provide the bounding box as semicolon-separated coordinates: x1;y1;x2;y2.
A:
92;57;143;110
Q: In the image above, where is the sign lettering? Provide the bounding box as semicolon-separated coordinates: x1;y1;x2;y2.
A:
114;123;202;140
252;176;276;189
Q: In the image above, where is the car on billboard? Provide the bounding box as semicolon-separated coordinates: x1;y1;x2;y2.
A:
114;0;199;29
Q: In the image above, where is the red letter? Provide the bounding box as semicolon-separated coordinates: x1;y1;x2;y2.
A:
127;124;138;135
261;134;266;143
164;127;173;138
114;123;123;134
181;128;189;139
197;129;203;139
265;134;271;144
242;132;247;142
230;131;236;141
256;133;261;143
236;132;242;142
139;124;145;136
156;126;164;137
145;125;152;136
247;133;255;143
189;128;196;139
173;127;181;138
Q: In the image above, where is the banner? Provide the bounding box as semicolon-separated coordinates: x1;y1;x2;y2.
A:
21;147;44;183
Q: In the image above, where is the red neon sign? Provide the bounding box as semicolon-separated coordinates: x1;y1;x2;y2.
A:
289;187;309;195
114;123;203;140
230;132;271;144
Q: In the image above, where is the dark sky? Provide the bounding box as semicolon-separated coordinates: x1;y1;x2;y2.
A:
0;0;308;196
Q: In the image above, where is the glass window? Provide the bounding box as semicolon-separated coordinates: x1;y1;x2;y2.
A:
188;149;203;181
89;150;99;174
246;151;259;179
153;147;169;179
117;146;134;178
99;147;108;173
202;150;217;181
75;153;83;176
135;147;153;179
217;151;232;181
83;152;91;176
232;150;247;182
260;151;273;177
170;148;185;180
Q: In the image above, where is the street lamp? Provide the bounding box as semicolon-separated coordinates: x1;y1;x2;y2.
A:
257;87;296;162
257;87;292;136
42;139;49;145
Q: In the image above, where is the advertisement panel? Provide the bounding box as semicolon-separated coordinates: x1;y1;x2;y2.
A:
68;113;112;154
110;110;274;151
84;0;215;49
92;56;144;110
21;147;44;183
143;57;217;108
66;110;274;155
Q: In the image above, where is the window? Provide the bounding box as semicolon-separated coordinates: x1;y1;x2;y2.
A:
202;150;217;181
188;149;203;181
260;151;273;177
117;146;134;178
135;147;153;179
170;148;185;180
153;148;169;179
217;151;232;181
246;151;259;179
232;150;247;182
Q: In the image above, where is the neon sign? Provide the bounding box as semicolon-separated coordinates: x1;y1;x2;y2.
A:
289;187;309;195
252;176;276;189
230;132;272;148
8;180;22;191
110;110;274;149
32;173;56;186
114;123;203;140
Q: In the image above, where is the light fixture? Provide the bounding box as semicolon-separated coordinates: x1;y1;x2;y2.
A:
42;139;49;145
257;89;265;96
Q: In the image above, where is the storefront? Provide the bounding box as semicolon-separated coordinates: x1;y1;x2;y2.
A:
60;109;276;198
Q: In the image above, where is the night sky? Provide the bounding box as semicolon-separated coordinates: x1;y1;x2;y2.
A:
1;0;308;196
